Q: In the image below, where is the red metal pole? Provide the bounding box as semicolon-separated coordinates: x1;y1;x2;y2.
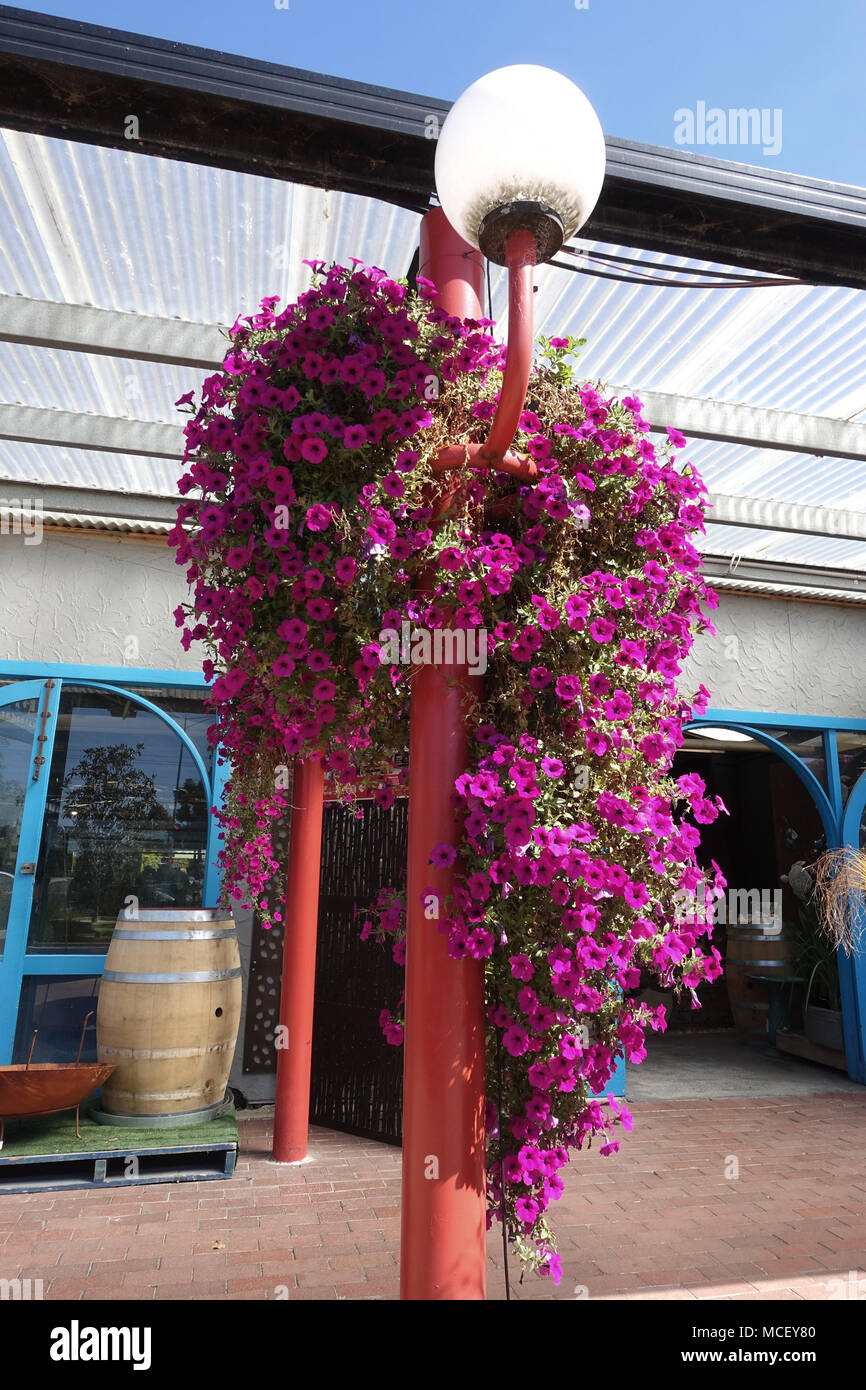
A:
272;754;324;1162
483;227;537;464
431;226;538;480
399;207;488;1300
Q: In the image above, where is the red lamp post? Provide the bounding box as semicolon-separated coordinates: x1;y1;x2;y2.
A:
400;209;541;1299
399;209;488;1300
399;65;606;1299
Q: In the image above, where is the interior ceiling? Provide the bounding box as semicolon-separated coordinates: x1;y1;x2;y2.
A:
0;121;865;573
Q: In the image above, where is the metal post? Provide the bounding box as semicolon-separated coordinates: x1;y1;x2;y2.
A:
272;754;325;1162
399;207;488;1300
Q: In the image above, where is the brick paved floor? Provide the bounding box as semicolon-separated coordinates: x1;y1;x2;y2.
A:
1;1092;865;1301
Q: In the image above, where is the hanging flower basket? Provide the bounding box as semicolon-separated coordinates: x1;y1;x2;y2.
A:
172;258;726;1281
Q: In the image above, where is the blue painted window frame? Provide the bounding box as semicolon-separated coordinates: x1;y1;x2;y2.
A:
0;659;226;1062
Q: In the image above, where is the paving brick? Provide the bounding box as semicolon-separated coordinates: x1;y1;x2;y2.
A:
44;1277;90;1298
227;1276;279;1293
1;1092;864;1301
358;1250;398;1268
296;1267;366;1287
336;1278;398;1299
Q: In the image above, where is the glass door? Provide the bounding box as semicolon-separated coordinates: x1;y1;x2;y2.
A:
0;676;220;1064
0;679;60;1061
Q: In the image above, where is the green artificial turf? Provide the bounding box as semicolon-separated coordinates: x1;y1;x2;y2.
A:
0;1104;237;1157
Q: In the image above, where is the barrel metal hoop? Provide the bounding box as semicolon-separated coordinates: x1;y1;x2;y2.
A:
112;928;236;941
99;1043;233;1059
102;968;241;983
727;958;791;969
91;1093;233;1127
726;932;788;941
117;909;231;922
106;1087;219;1102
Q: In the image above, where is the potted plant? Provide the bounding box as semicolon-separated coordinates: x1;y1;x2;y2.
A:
802;928;844;1052
791;887;845;1053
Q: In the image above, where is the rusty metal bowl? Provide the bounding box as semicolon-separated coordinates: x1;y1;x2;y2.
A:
0;1012;114;1146
0;1062;116;1121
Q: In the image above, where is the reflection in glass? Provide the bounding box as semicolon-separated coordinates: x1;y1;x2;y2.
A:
13;975;100;1063
123;686;215;776
0;697;38;956
666;731;828;1033
837;732;866;806
28;688;209;952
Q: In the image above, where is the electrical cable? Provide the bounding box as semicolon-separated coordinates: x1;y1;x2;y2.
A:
560;243;804;285
547;257;798;289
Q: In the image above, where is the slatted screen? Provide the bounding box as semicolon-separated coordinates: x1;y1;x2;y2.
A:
242;796;407;1145
309;799;407;1145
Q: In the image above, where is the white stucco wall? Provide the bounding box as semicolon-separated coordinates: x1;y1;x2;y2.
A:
682;591;866;721
0;531;199;672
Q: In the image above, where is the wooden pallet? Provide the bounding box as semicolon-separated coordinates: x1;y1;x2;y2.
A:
0;1139;237;1194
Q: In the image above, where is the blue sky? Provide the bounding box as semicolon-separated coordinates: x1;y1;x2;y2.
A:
24;0;866;187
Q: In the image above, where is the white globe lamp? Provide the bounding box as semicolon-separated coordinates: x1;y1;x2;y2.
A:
434;64;606;265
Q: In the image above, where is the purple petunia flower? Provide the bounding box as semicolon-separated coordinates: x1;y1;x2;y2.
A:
554;675;581;705
429;843;457;868
541;756;565;778
342;424;368;450
588;618;617;642
502;1026;530;1057
305;504;332;532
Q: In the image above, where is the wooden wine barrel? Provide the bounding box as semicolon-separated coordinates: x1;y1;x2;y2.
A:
725;923;792;1040
96;909;242;1126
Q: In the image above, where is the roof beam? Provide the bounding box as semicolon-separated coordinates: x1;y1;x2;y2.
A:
0;294;227;366
1;7;866;288
612;386;866;461
709;493;866;542
3;480;866;565
0;477;179;518
3;400;866;545
4;296;866;466
0;403;184;459
0;424;864;551
702;552;866;597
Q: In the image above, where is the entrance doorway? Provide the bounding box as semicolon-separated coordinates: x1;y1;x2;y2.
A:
628;718;866;1096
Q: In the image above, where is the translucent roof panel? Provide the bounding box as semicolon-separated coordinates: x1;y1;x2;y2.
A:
701;523;866;573
0;442;180;496
1;127;866;567
0;343;194;423
493;255;866;420
676;438;866;511
0;128;421;322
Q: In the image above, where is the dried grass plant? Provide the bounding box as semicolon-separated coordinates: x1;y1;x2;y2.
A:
810;846;866;957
